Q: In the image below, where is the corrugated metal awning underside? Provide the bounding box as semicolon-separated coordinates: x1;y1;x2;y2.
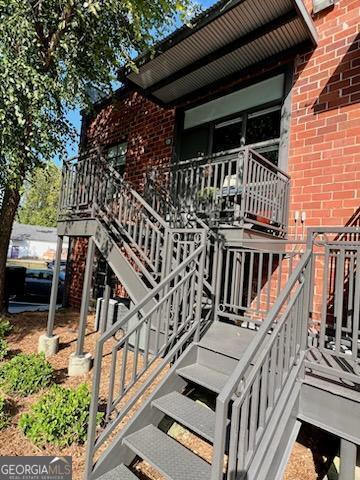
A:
124;0;317;105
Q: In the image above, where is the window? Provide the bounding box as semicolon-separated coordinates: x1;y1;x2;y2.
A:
180;74;285;166
180;126;209;161
245;107;281;145
107;142;127;175
245;106;281;164
180;106;282;165
212;117;243;154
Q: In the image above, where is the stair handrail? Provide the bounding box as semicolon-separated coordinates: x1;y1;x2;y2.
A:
85;233;207;478
95;155;169;229
211;248;313;480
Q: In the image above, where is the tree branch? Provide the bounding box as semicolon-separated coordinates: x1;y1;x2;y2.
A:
44;2;77;70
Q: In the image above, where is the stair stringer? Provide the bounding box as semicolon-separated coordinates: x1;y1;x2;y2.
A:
58;218;156;314
245;355;304;480
90;343;199;480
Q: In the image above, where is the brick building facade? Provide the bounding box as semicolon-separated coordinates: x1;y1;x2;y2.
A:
66;0;360;309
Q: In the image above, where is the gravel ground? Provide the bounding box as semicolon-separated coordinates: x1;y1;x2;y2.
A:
0;310;326;480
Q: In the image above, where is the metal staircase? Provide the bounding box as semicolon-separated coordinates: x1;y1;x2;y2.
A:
86;249;311;480
55;153;360;480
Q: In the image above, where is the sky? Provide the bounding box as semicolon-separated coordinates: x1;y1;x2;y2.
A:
64;0;216;159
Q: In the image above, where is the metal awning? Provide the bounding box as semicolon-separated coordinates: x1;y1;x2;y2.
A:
120;0;317;105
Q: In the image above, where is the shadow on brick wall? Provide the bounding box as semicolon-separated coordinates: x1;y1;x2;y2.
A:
313;32;360;114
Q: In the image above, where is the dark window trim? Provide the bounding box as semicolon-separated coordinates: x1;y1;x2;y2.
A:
177;99;282;161
175;65;294;170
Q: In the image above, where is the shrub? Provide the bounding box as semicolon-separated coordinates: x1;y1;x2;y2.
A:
0;319;12;338
0;338;8;361
0;353;53;396
0;396;10;429
19;384;102;446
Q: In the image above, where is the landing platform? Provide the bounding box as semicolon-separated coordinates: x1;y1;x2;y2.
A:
200;321;256;360
305;347;360;396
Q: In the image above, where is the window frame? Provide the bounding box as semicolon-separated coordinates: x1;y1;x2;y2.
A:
106;141;128;175
175;65;294;171
178;100;283;164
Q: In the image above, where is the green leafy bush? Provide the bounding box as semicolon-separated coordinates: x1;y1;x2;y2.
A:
0;397;10;429
19;384;102;446
0;319;12;338
0;338;8;361
0;353;53;396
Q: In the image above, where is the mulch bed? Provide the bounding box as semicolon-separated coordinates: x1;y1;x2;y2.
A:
0;309;327;480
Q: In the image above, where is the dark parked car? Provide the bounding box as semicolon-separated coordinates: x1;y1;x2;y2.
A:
24;269;65;303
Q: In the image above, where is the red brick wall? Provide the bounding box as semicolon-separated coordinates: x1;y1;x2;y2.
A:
85;91;175;189
289;0;360;231
67;237;88;310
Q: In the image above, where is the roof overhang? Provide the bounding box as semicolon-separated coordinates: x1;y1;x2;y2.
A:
120;0;318;106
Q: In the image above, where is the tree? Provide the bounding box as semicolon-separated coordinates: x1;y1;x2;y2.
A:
0;0;195;313
18;163;61;228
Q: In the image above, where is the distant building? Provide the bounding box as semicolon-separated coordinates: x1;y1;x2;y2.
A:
8;223;68;260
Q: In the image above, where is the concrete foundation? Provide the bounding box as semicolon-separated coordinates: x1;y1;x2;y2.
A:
38;334;59;357
68;352;93;376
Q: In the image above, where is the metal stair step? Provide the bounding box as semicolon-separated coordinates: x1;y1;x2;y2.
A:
152;391;218;443
97;463;138;480
176;363;229;394
123;424;211;480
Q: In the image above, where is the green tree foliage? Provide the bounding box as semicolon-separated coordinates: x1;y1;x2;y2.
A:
0;0;196;312
18;163;61;227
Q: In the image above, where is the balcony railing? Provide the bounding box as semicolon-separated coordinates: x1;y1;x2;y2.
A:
144;147;291;237
165;147;290;236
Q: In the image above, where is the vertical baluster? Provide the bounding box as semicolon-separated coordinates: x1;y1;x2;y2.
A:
277;253;283;297
132;327;141;384
284;311;292;375
119;339;129;397
227;401;241;480
256;252;263;316
247;251;254;309
258;355;269;432
346;253;354;333
237;394;250;471
248;374;260;458
352;248;360;362
267;342;277;413
143;318;151;370
266;253;273;313
213;161;220;214
223;248;230;308
233;251;241;313
106;347;118;421
319;247;329;351
239;251;246;311
335;248;345;354
277;325;285;393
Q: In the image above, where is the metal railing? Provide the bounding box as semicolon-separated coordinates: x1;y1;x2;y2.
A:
85;232;207;478
60;154;173;286
215;243;305;326
306;227;360;379
147;147;290;236
211;249;312;480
